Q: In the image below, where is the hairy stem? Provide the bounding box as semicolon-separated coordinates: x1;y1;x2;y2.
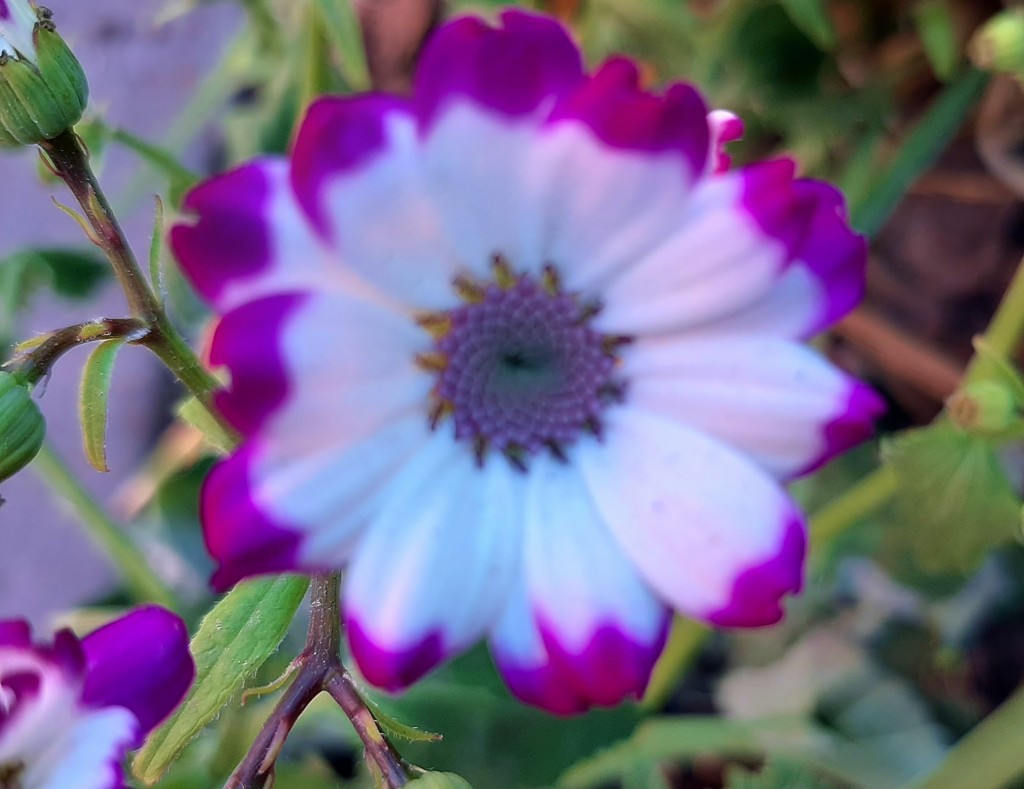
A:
226;575;408;788
10;318;148;386
38;129;232;434
29;442;181;610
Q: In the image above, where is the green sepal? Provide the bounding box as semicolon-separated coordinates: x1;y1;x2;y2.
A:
0;21;87;146
0;371;45;483
407;773;474;789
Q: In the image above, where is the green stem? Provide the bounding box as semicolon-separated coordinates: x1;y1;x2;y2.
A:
964;254;1024;386
301;4;332;112
901;687;1024;789
39;129;235;438
809;465;899;544
30;442;181;610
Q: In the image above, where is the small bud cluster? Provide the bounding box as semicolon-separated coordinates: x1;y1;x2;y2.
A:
0;1;88;146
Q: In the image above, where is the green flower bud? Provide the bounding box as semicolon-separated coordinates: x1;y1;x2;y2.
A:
970;9;1024;79
407;773;474;789
947;380;1019;435
0;2;88;147
0;371;45;483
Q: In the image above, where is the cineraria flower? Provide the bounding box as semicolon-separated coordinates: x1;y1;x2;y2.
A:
172;11;883;713
0;607;194;788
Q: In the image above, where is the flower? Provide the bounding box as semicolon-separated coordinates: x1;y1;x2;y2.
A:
171;11;883;713
0;607;194;788
0;1;88;147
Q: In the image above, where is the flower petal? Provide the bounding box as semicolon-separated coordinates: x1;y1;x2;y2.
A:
578;408;806;626
415;9;583;127
625;336;884;478
522;457;669;708
80;606;194;738
20;706;137;789
344;429;524;690
290;96;460;309
596;160;812;336
702;180;867;339
489;581;588;716
170;159;328;312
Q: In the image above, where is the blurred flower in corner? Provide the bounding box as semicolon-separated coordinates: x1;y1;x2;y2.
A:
0;0;88;146
171;11;882;713
0;607;194;788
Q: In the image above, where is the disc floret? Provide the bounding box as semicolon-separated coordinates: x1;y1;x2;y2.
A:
416;256;629;469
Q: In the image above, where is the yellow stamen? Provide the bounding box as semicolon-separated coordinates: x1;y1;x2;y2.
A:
602;335;633;356
428;398;454;430
492;255;517;290
454;274;486;304
575;300;603;324
503;443;529;472
415;311;453;339
541;264;561;295
473;435;489;466
415;352;449;373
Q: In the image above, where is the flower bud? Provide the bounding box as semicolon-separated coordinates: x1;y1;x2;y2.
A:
970;9;1024;79
0;371;45;482
947;380;1019;435
0;1;88;147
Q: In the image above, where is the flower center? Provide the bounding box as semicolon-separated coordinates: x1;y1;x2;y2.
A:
416;257;629;469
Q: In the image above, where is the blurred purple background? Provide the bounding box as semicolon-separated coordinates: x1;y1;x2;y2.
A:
0;1;239;623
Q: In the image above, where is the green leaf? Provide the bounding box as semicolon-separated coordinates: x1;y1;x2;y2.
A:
727;760;835;789
149;196;165;307
915;0;960;81
109;127;200;207
883;423;1022;574
132;575;310;785
408;773;474;789
310;0;372;91
851;68;989;237
557;716;811;788
79;339;127;473
778;0;836;49
176;396;237;455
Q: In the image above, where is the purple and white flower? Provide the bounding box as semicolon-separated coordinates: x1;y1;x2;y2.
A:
171;11;883;713
0;0;37;62
0;607;194;788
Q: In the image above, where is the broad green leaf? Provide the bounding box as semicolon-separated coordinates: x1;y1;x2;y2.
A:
779;0;836;50
914;0;960;81
79;339;127;473
883;423;1022;574
851;69;989;238
728;760;834;789
132;575;310;785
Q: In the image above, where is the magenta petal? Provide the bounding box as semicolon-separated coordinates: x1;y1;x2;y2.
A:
494;657;589;716
708;516;807;628
790;179;869;334
346;618;444;692
541;617;669;708
202;444;303;591
290;94;409;236
81;606;195;738
796;381;886;477
209;292;305;436
550;57;709;172
0;620;31;648
170;161;274;307
415;9;584;127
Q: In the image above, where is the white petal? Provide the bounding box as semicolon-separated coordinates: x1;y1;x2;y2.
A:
22;707;136;789
344;429;524;689
578;407;805;626
595;173;787;337
624;335;878;478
